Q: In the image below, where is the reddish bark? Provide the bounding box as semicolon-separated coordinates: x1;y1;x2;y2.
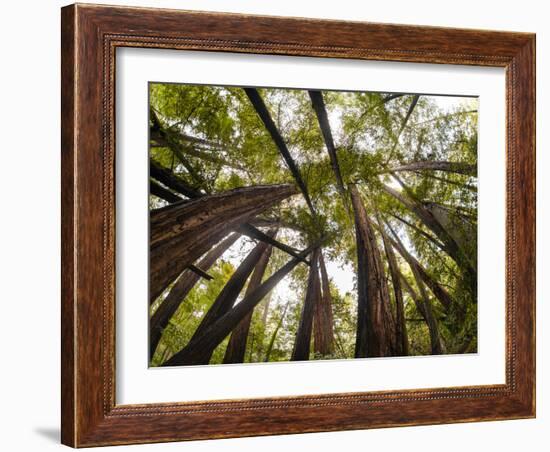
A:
223;240;274;364
149;233;240;358
292;249;321;361
313;251;335;356
190;234;275;357
350;185;395;358
378;223;409;356
163;245;316;366
149;184;297;301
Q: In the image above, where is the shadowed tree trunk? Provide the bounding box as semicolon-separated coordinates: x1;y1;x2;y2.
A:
382;181;476;289
400;274;427;319
223;239;275;364
378;221;409;356
150;159;202;199
423;202;477;261
350;185;395;358
410;270;444;355
385;221;454;313
389;212;446;251
399;271;444;354
150;164;308;265
313;251;335;356
149;184;297;301
238;223;309;265
388;228;445;355
244;87;317;218
292;249;321;361
189;231;277;364
150;179;183;203
309;90;346;197
151;130;243;170
163;245;316;366
383;161;476;176
149;233;240;358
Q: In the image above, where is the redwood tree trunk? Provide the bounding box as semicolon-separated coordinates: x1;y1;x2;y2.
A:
189;232;277;364
223;240;275;364
309;90;346;197
386;160;476;176
149;184;297;301
386;222;454;313
399;272;444;354
390;233;445;355
149;233;240;358
244;88;317;217
163;245;315;366
378;222;409;356
313;251;335;356
382;182;476;286
350;185;395;358
292;249;321;361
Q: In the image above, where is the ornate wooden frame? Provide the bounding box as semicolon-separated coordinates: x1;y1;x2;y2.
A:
61;3;535;447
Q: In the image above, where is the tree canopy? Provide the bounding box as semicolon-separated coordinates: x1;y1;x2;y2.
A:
148;83;478;366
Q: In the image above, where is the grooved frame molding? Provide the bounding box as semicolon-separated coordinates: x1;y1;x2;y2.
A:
61;3;536;447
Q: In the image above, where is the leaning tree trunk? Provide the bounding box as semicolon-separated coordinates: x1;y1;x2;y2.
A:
244;88;317;218
163;245;316;366
150;159;202;199
350;185;396;358
308;90;346;197
382;182;476;285
409;269;444;355
385;222;454;314
149;232;240;358
149;184;297;301
399;271;444;355
150;179;183;203
150;161;305;265
378;221;409;356
187;232;277;364
383;160;477;176
291;249;321;361
313;251;335;356
223;239;275;364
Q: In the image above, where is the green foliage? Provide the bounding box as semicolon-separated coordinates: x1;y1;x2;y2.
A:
149;83;479;365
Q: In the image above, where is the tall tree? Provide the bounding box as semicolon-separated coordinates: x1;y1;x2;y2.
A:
244;87;317;218
389;229;445;355
150;184;297;301
378;221;409;356
149;233;240;358
189;233;276;364
163;245;316;366
385;221;454;313
399;272;444;354
313;251;335;356
383;161;476;176
223;239;275;364
350;185;395;358
382;181;476;287
292;249;321;361
309;90;346;197
162;244;318;366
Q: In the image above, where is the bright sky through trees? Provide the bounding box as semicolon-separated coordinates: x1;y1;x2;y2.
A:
148;84;478;366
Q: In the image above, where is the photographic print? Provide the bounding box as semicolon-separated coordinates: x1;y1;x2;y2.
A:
148;83;478;367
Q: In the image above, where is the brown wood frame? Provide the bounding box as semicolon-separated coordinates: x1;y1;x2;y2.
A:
61;3;536;447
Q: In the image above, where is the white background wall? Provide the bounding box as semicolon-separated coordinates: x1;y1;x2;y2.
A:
0;1;546;450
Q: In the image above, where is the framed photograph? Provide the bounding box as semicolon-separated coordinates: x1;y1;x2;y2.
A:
61;3;535;447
